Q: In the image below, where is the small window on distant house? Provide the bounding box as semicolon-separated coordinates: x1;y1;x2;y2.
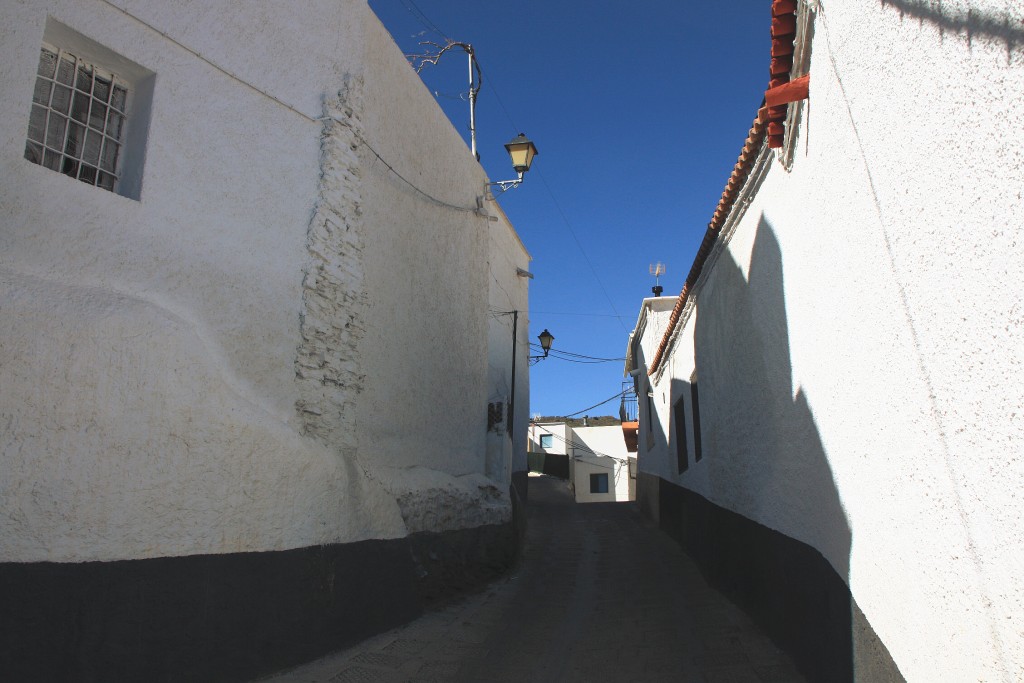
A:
590;473;609;494
25;46;127;192
24;20;155;200
673;396;689;473
540;434;553;449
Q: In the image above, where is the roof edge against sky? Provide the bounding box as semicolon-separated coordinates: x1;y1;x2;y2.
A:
646;113;767;376
647;0;805;377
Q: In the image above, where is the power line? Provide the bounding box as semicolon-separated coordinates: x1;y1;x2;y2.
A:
389;2;631;332
531;424;630;463
399;0;450;41
534;170;630;334
536;342;622;362
473;58;630;334
555;389;630;419
345;128;481;214
531;310;630;319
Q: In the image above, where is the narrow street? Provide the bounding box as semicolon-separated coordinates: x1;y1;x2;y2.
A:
261;475;805;683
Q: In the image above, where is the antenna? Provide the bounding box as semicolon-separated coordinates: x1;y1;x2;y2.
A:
649;262;666;297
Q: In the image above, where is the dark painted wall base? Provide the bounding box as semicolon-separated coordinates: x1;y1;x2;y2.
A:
0;522;517;682
510;472;529;551
638;472;904;683
409;523;517;606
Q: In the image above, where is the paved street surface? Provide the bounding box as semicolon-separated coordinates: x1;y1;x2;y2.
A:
259;475;805;682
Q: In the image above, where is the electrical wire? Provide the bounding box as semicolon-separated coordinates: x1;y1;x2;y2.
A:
387;1;632;333
537;388;631;420
531;310;632;319
530;344;625;362
399;0;450;42
533;170;631;333
341;127;482;214
471;60;631;333
533;354;618;364
531;424;631;464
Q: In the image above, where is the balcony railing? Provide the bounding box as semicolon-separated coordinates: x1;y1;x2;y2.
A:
619;381;638;422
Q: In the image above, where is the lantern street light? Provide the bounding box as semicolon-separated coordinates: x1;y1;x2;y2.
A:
487;133;539;195
535;329;554;357
529;328;555;365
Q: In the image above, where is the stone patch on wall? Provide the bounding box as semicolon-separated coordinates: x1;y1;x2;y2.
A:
383;467;512;534
295;77;367;449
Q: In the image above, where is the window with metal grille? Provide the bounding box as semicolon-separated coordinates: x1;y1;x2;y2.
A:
673;395;688;473
690;380;703;462
25;45;127;192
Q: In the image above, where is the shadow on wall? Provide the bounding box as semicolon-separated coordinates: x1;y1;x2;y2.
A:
880;0;1024;58
660;216;903;681
644;382;666;463
527;451;569;480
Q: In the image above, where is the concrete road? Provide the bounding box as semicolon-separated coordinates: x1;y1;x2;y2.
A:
259;475;805;682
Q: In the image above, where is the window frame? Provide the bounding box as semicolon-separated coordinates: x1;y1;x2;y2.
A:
673;394;689;473
779;2;815;170
25;43;129;193
589;472;609;494
25;18;156;201
690;376;703;462
539;434;553;449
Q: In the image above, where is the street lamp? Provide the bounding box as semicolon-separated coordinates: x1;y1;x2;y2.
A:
535;329;554;357
529;329;555;365
487;133;539;194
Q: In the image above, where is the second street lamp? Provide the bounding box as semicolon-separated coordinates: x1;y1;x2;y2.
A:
535;329;554;358
530;329;555;365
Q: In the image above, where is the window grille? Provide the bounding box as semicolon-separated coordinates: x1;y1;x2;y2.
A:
674;396;689;473
690;381;703;462
24;46;127;192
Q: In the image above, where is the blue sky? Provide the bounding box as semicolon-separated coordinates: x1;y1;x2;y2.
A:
368;0;771;418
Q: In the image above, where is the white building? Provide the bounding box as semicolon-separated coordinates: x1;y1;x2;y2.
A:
0;1;530;679
528;420;570;456
486;224;532;509
529;420;636;503
628;2;1024;682
568;425;636;504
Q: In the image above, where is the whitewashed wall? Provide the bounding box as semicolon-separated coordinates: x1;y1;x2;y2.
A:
639;2;1024;679
570;425;634;503
528;422;569;455
485;202;531;487
0;0;520;562
630;298;676;464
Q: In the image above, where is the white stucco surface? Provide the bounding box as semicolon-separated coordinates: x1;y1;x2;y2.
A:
485;202;532;486
632;2;1024;680
569;425;635;503
1;1;526;562
527;422;570;455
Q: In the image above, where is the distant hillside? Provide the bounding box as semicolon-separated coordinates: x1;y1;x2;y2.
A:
532;415;620;427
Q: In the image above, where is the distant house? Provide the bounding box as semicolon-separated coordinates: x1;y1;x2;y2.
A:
567;424;636;503
0;1;530;680
527;419;571;479
529;418;636;503
628;2;1024;682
